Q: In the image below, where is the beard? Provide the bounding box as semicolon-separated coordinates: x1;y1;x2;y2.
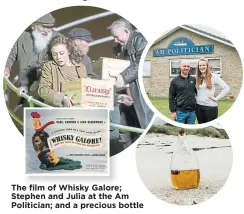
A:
32;29;53;53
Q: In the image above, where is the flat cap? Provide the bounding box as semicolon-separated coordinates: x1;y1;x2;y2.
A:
34;13;55;27
67;28;93;42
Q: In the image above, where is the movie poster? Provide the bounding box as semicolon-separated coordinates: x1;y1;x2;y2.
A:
24;108;109;176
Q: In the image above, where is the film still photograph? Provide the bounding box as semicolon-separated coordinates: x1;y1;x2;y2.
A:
3;5;154;157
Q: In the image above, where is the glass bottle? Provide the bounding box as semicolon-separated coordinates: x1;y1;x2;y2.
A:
170;129;200;190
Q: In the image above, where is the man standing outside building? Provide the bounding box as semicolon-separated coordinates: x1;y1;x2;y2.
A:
169;60;197;124
107;19;154;130
4;13;59;97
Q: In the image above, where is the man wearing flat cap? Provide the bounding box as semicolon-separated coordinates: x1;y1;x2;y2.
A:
67;28;98;79
4;13;60;96
67;28;134;156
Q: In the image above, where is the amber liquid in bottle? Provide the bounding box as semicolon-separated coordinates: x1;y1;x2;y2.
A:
171;169;200;190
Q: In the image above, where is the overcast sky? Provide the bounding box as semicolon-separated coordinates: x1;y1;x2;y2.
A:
187;24;228;40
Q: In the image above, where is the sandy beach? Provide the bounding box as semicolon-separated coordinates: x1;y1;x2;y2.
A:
136;133;232;205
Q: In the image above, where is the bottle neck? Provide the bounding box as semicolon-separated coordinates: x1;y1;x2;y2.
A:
178;134;186;146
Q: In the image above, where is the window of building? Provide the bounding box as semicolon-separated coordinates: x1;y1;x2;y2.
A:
170;58;221;77
143;60;151;77
208;58;221;75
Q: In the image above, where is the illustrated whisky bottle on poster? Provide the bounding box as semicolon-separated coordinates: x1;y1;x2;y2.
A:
170;129;200;190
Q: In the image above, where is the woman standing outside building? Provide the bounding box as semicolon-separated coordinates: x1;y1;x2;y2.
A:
195;58;230;124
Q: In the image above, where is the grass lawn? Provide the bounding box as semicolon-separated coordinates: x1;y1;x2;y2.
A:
148;125;229;139
150;97;234;123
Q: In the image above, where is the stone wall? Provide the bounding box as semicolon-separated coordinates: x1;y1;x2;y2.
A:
143;28;243;99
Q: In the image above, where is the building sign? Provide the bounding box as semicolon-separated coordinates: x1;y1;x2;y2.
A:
153;37;214;57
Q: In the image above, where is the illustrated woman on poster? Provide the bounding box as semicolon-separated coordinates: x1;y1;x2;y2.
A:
195;58;230;124
38;35;87;107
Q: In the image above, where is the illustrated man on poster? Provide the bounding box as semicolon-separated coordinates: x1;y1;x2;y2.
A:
30;111;82;170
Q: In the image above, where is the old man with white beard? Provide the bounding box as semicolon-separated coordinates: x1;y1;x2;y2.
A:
4;13;60;95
